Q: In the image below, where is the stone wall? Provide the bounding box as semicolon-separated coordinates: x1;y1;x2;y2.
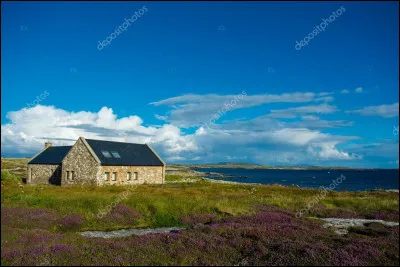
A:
27;164;62;185
98;165;164;186
61;138;100;186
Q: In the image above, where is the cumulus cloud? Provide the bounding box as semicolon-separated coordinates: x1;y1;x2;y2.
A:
1;104;361;165
308;142;362;160
346;102;399;118
1;105;198;159
192;119;360;164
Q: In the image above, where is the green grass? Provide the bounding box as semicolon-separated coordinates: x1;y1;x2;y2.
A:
1;170;21;183
165;174;187;182
1;158;398;231
2;158;399;266
1;157;29;169
2;178;398;230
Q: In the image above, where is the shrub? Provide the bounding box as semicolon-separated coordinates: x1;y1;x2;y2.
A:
181;214;219;226
58;214;84;231
100;204;141;226
1;204;399;266
1;207;61;230
369;211;399;221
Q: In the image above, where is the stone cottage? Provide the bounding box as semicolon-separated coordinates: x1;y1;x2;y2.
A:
27;137;166;186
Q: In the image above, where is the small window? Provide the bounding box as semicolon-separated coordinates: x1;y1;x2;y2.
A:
133;172;138;180
101;151;112;158
112;172;117;181
104;172;110;181
71;171;75;181
111;151;121;158
66;171;69;179
127;172;131;181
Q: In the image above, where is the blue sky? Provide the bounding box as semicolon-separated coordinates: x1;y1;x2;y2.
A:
1;1;399;168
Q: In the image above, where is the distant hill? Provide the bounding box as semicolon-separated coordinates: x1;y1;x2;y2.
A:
215;162;262;166
171;162;390;170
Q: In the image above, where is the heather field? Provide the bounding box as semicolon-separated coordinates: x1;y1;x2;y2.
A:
1;159;399;266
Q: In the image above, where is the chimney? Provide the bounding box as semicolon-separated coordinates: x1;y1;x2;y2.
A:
45;142;52;149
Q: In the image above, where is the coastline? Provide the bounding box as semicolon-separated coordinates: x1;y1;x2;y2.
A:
189;168;399;192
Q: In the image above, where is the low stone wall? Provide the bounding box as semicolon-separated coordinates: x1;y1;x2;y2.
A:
27;164;61;185
98;165;164;186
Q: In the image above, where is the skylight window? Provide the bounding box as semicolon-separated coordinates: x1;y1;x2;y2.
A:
101;151;112;158
111;151;121;158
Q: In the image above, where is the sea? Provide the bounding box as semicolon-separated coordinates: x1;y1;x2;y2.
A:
193;168;399;191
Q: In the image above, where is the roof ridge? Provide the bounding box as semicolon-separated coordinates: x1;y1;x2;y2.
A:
85;138;145;146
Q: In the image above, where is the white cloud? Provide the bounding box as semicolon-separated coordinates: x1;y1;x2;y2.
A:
341;89;349;94
151;92;333;128
267;104;338;119
265;128;325;146
308;142;362;160
1;105;197;159
346;102;399;118
1;104;362;165
318;92;334;97
355;87;363;93
301;115;319;121
315;96;335;102
189;120;360;164
292;116;353;129
346;140;399;159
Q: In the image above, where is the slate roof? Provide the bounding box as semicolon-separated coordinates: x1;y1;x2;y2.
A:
28;146;72;165
85;139;164;166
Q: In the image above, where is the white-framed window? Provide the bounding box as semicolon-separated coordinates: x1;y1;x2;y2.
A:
133;172;138;180
104;172;110;181
127;172;131;181
112;172;117;181
66;171;69;180
71;171;75;181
